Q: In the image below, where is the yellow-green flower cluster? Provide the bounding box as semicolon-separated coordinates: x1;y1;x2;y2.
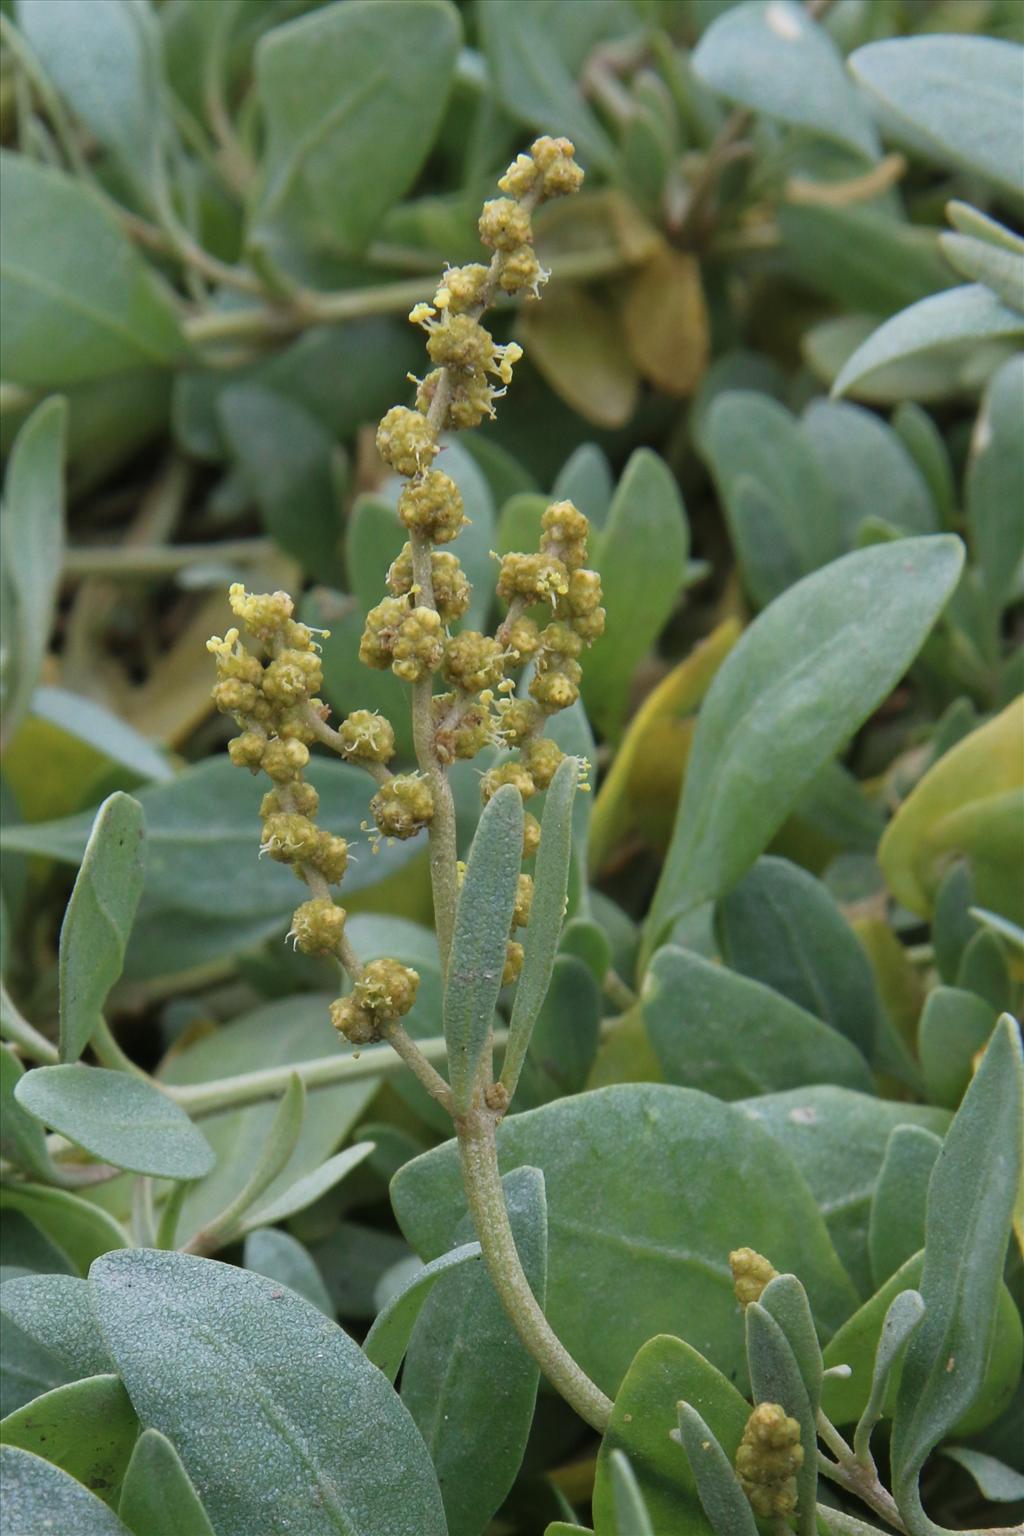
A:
735;1403;804;1520
208;584;351;956
331;958;420;1045
729;1247;779;1308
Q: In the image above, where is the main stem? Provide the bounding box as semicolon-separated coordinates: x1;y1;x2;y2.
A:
457;1111;613;1433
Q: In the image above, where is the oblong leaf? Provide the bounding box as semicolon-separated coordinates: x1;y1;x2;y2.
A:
0;1444;133;1534
746;1303;817;1535
644;947;873;1100
118;1428;217;1536
849;35;1024;197
15;1066;213;1180
0;1372;138;1503
832;286;1024;401
363;1241;482;1383
242;1228;334;1318
608;1450;655;1536
892;1017;1024;1523
694;0;879;159
645;536;964;955
852;1289;925;1464
392;1085;859;1398
868;1125;942;1288
90;1248;447;1536
0;152;183;386
243;1141;374;1230
675;1403;758;1536
188;1072;305;1249
503;757;578;1101
59;792;146;1063
0;397;66;751
445;783;524;1113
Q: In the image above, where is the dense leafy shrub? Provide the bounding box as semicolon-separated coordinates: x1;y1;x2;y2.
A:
0;2;1022;1534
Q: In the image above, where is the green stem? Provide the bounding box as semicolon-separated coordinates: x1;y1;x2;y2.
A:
156;1179;191;1250
457;1111;612;1432
815;1412;907;1534
603;969;637;1011
62;538;275;578
0;984;59;1064
166;1033;474;1117
92;1018;148;1078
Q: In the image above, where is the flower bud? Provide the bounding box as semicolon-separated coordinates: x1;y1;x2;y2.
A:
356;957;420;1022
443;631;506;694
371;775;435;839
729;1248;779;1308
261;813;320;864
503;941;525;985
497;551;569;606
228;731;267;771
290;897;346;955
391;607;444;683
260;737;310;783
481;761;536;804
521;737;565;791
228;583;294;639
310;831;349;885
541;499;589;568
735;1403;803;1520
337;710;396;764
512;874;534;930
522;812;541;859
499;697;543;746
499;244;544;295
531;136;584;198
434;263;490;313
261;783;319;820
331;996;379;1045
426;314;495;372
376;405;437;477
398;471;466;544
503;615;542;662
479;197;533;252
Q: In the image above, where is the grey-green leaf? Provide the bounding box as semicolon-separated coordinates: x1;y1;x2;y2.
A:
242;1141;374;1231
17;0;167;206
693;0;879;159
745;1303;817;1535
252;0;461;256
645;537;965;955
0;1046;58;1183
187;1072;304;1249
445;783;524;1113
608;1449;655;1536
391;1084;858;1397
0;397;66;753
90;1248;447;1536
0;1272;114;1416
918;987;997;1110
892;1017;1024;1526
59;793;146;1063
503;758;578;1102
832;286;1024;401
941;1446;1024;1504
849;36;1024;197
401;1168;546;1536
242;1228;334;1318
716;856;880;1058
585;450;689;737
363;1241;482;1382
0;1445;133;1534
940;232;1024;313
16;1065;212;1180
966;355;1024;612
0;152;183;386
853;1288;925;1465
0;1372;138;1504
868;1125;943;1289
759;1274;823;1412
644;946;873;1100
675;1403;758;1536
118;1429;217;1536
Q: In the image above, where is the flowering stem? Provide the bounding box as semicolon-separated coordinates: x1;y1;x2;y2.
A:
457;1108;613;1432
382;1021;453;1112
815;1412;907;1533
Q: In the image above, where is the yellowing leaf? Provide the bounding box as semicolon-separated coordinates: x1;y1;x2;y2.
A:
589;619;741;873
622;247;710;396
879;696;1024;921
519;284;639;429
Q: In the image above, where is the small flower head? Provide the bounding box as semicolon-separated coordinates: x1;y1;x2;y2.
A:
426;314;496;372
729;1248;779;1307
503;616;542;663
360;596;412;672
541;500;590;568
261;783;319;820
498;697;543;746
289;897;346;956
391;606;445;683
371;774;435;840
499;245;545;296
261;813;320;864
227;583;294;641
376;405;438;477
522;812;541;859
337;710;396;765
398;471;466;544
431;553;472;624
521;737;565;791
356;957;420;1022
530;135;584;198
227;731;267;771
261;649;323;707
513;874;534;929
503;940;525;985
309;831;349;886
434;263;490;313
497;551;570;606
479;197;533;252
330;996;379;1046
481;760;536;804
735;1403;804;1520
260;737;311;784
443;631;506;694
529;653;581;713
